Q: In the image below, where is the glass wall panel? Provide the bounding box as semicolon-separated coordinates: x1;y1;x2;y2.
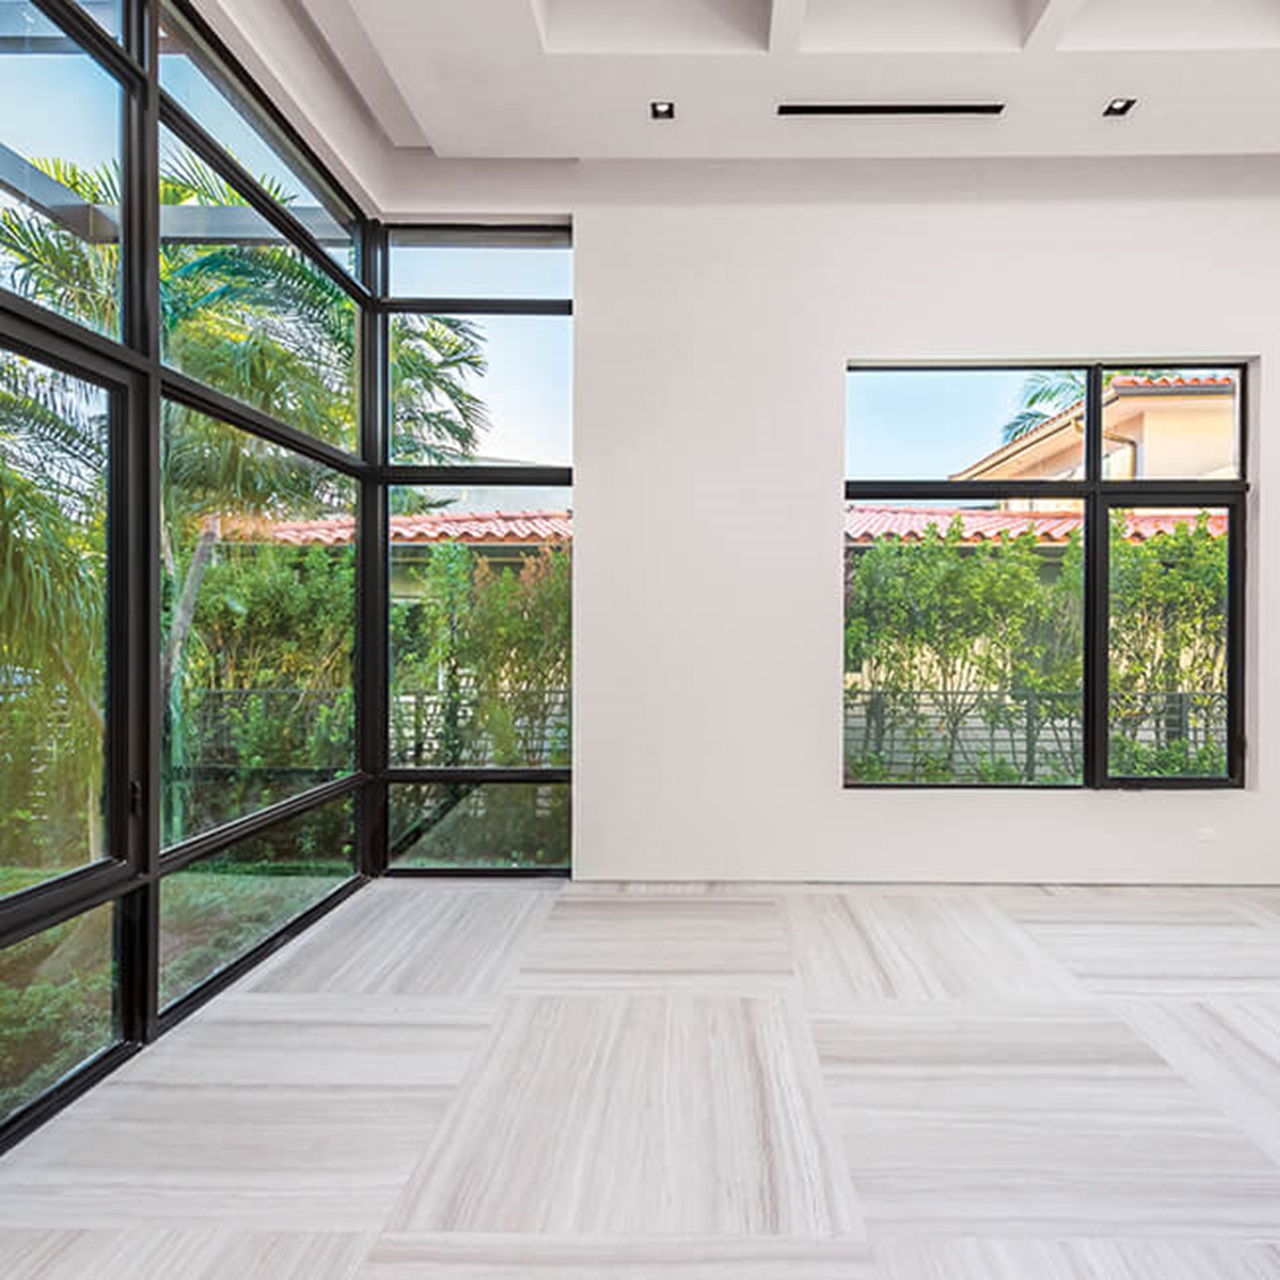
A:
160;798;354;1007
390;782;569;870
161;402;356;848
69;2;121;41
389;486;571;769
844;499;1085;785
158;6;357;273
0;902;116;1125
1100;369;1240;480
390;313;571;465
1109;507;1230;780
388;231;572;299
846;368;1087;484
158;128;360;453
0;4;123;336
1;347;109;896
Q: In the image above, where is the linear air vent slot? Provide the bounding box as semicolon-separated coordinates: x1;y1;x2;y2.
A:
777;102;1006;117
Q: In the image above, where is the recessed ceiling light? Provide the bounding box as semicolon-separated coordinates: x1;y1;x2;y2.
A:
650;101;676;121
1104;97;1138;118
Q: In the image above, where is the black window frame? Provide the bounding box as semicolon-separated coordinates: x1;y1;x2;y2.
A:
380;222;573;876
0;0;575;1154
844;362;1248;792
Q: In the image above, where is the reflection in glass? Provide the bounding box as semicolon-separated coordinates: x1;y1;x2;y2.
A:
0;6;123;335
844;499;1085;785
389;487;571;769
1109;508;1230;779
161;403;356;848
390;783;569;870
0;902;117;1125
1100;370;1240;480
160;800;354;1007
158;128;360;453
390;313;571;465
71;1;122;40
1;349;109;896
159;5;357;272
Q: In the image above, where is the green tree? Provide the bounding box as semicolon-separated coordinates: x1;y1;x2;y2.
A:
1001;368;1181;442
1;152;493;867
1108;512;1228;775
845;517;1083;782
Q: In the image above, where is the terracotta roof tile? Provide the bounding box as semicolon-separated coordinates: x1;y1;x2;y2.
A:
242;510;573;547
845;504;1227;544
228;505;1228;549
1109;375;1235;389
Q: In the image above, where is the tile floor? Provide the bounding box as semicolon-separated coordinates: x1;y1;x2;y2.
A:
4;880;1280;1277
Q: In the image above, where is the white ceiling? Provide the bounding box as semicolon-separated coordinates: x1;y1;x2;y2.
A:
202;0;1280;181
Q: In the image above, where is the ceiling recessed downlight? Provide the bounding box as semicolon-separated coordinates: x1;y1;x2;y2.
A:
1104;97;1138;118
650;101;676;121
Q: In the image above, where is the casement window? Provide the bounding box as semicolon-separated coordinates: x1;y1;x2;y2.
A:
844;365;1246;789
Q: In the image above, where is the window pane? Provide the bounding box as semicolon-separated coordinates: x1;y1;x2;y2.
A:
159;128;360;453
390;313;571;465
390;782;569;870
0;902;116;1125
1;348;110;896
844;499;1085;785
71;2;122;40
1101;369;1241;480
389;486;571;768
160;799;353;1007
388;233;572;299
161;402;356;848
846;368;1087;482
0;5;123;336
1109;507;1230;780
158;7;357;273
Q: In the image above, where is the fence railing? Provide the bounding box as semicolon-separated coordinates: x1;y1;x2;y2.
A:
844;688;1226;783
171;687;571;771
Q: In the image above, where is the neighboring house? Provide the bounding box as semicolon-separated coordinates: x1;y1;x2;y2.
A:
255;509;572;598
949;375;1238;501
844;505;1228;547
233;378;1235;557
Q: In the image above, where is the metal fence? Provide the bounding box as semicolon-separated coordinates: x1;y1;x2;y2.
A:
390;688;570;767
844;688;1227;783
173;687;571;771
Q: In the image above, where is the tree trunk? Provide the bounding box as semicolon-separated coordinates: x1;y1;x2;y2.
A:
162;521;218;702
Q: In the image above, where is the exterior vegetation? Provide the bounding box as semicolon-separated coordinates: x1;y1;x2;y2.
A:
390;541;572;868
844;511;1229;784
1;145;570;1117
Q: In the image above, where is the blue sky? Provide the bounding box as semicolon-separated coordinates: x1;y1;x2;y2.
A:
846;369;1038;480
391;249;573;467
410;312;572;467
2;37;576;467
1;54;120;168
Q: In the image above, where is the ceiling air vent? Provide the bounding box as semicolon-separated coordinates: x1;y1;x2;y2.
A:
777;102;1006;117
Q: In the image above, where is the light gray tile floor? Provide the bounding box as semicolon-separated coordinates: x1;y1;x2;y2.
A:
3;882;1280;1277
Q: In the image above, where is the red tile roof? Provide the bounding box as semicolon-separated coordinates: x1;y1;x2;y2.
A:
845;504;1227;544
230;504;1224;548
1109;375;1235;389
249;510;573;547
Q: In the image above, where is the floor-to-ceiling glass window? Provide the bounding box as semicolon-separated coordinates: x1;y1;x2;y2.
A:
0;0;370;1144
384;229;572;870
1;2;577;1150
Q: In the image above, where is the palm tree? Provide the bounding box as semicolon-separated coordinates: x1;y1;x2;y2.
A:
1;151;493;857
1001;368;1181;443
0;354;109;862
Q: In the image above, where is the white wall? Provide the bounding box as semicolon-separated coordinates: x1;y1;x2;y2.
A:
571;172;1278;881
